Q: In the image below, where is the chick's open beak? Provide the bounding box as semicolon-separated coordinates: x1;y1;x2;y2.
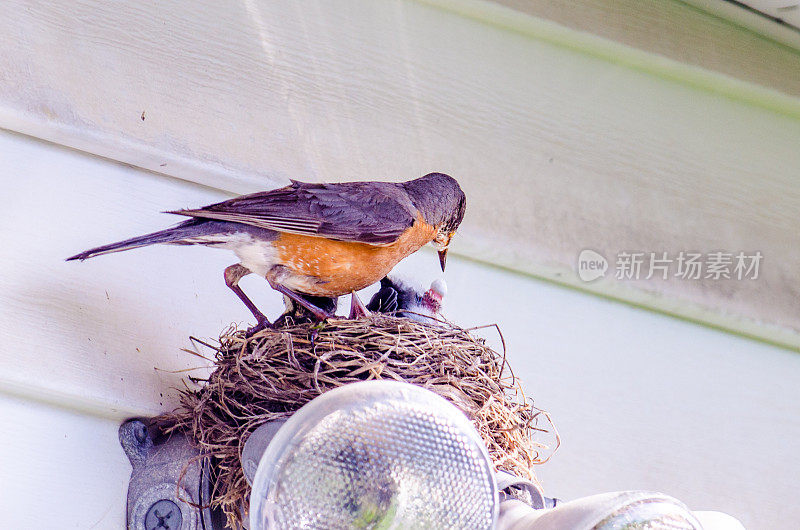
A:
438;248;448;271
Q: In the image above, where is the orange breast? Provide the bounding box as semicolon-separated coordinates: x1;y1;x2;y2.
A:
273;217;437;296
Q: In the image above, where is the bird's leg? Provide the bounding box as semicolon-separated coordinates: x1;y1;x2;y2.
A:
273;294;337;327
224;264;272;335
349;291;370;319
267;280;332;321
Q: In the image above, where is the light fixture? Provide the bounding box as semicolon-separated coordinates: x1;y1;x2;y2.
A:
119;385;744;530
495;490;745;530
247;380;499;530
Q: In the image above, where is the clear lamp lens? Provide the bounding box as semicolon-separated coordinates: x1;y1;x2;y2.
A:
249;381;498;530
595;494;703;530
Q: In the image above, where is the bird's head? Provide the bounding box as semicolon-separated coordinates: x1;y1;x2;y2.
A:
421;279;447;314
403;173;466;271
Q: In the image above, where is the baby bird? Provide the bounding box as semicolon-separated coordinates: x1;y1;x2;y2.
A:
366;276;447;323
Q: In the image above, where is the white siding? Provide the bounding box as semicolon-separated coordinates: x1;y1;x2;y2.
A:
1;129;797;528
1;1;799;529
1;0;799;348
0;392;129;529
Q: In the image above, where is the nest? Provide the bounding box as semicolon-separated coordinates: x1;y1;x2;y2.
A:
159;315;558;528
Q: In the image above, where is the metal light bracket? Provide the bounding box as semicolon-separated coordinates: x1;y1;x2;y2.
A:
121;418;550;530
119;419;225;530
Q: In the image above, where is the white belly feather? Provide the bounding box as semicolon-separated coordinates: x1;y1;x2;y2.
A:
225;233;278;278
180;232;278;279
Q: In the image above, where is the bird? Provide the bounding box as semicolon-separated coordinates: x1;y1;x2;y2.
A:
366;276;447;323
67;173;466;334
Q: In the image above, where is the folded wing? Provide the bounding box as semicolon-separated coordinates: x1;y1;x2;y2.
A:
169;180;417;245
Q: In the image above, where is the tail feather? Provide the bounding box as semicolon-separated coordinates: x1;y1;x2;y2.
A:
66;220;204;261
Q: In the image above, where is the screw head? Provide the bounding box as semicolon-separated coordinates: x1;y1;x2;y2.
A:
144;499;182;530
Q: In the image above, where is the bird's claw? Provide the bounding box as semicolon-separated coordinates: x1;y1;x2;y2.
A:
244;318;273;338
305;306;333;322
349;291;370;319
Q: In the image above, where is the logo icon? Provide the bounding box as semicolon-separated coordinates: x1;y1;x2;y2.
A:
577;249;608;282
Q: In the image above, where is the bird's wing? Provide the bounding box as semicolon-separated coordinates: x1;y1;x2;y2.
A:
169;180;417;245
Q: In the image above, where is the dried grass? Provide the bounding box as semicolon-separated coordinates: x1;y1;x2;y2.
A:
158;314;558;528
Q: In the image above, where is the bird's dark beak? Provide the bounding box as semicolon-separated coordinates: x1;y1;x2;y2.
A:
438;248;448;271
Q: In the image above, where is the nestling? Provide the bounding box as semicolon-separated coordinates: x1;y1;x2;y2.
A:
366;276;447;323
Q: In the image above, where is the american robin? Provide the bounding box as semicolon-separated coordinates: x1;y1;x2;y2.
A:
367;276;447;323
67;173;466;333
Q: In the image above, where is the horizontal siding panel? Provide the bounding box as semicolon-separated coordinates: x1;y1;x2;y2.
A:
0;130;798;528
1;1;798;348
